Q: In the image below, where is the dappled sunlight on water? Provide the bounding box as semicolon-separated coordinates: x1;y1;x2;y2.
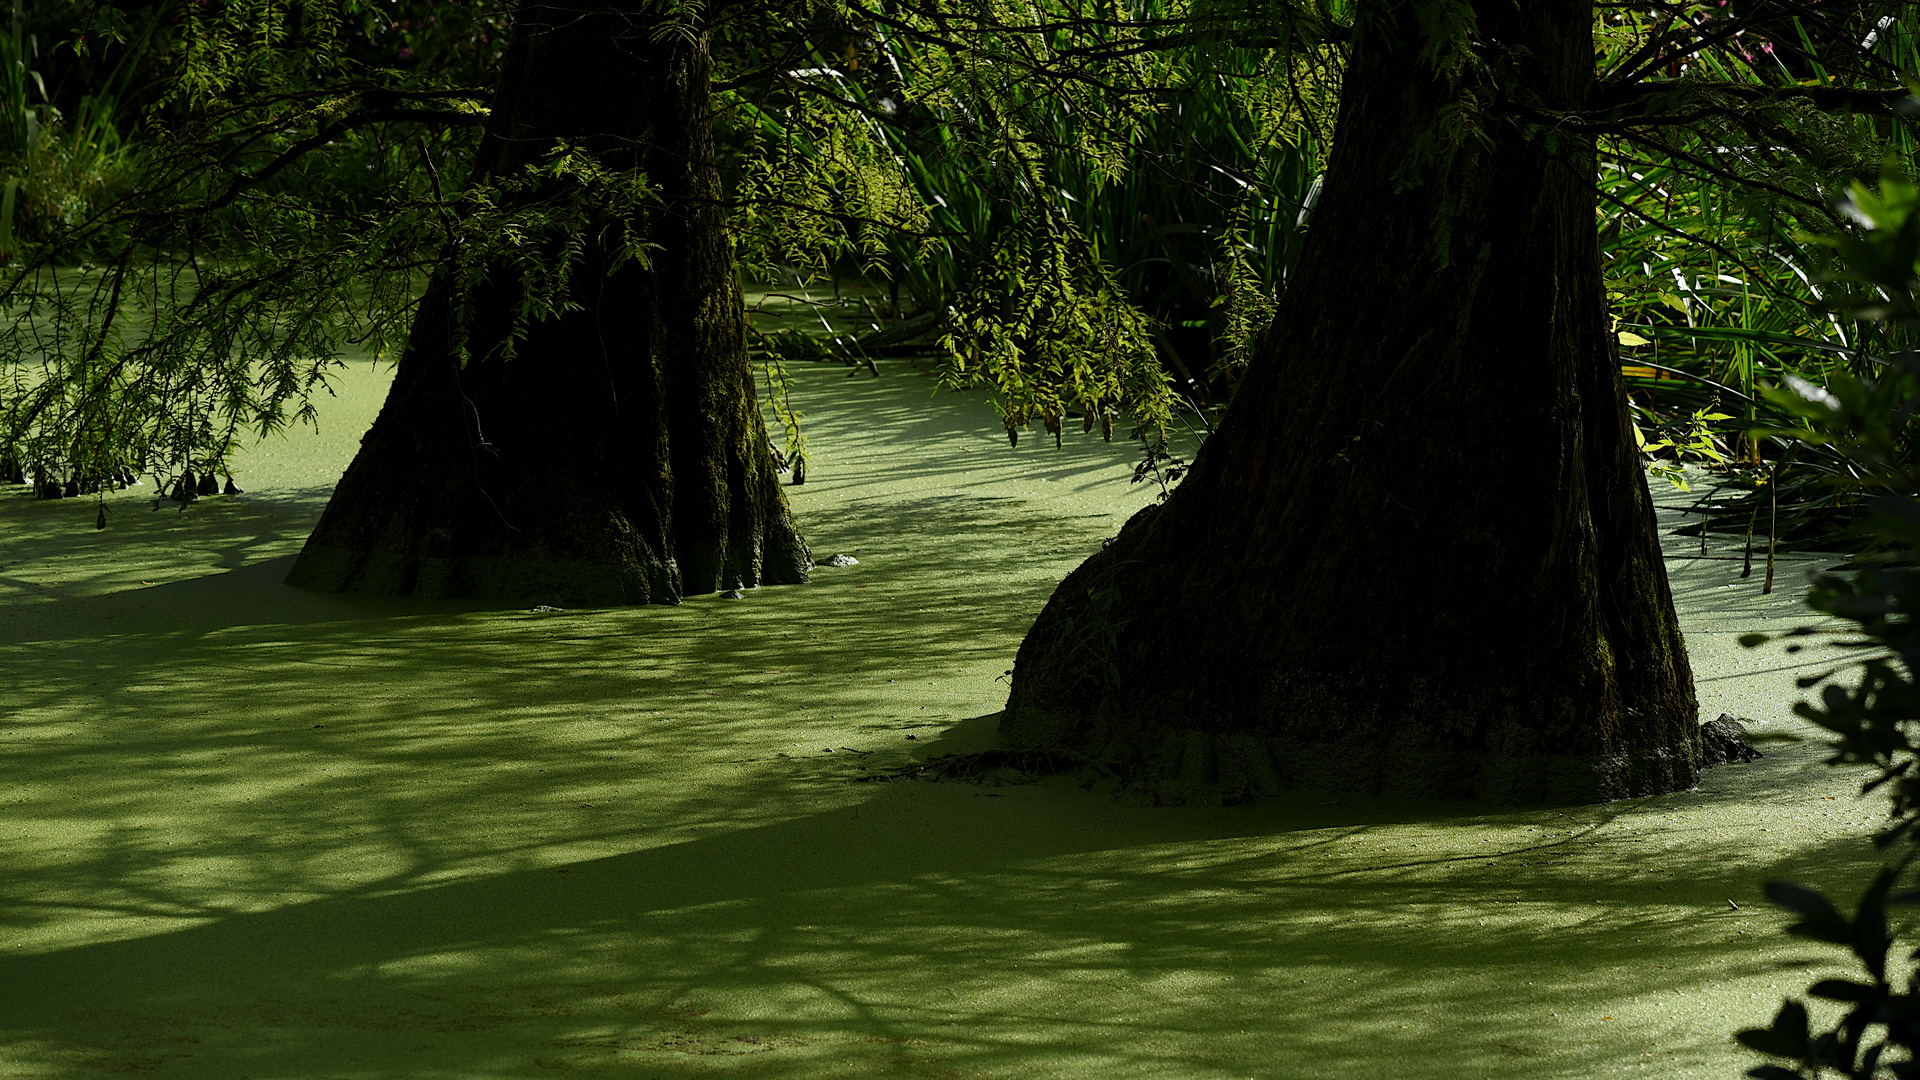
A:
0;356;1886;1079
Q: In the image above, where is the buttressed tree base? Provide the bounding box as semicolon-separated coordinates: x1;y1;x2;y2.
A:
1003;0;1699;804
287;1;808;605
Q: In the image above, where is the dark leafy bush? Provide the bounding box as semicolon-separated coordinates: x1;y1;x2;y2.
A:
1736;155;1920;1079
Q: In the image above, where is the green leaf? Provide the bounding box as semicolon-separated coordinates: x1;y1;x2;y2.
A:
1806;978;1878;1002
1737;1000;1811;1058
1763;882;1853;945
1617;330;1652;347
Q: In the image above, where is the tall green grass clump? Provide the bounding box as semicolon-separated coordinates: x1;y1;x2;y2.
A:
1596;4;1920;548
0;0;143;265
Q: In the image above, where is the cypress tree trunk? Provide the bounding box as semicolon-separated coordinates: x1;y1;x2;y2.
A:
1003;0;1699;803
286;1;808;605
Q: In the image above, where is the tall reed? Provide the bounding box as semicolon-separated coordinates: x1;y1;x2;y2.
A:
1596;3;1920;547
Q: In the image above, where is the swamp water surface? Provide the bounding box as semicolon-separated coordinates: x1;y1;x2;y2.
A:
0;351;1889;1079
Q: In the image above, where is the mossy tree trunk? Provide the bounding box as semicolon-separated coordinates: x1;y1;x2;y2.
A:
1004;0;1699;803
286;1;808;605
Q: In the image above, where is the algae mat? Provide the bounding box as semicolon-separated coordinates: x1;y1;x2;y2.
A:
0;356;1888;1079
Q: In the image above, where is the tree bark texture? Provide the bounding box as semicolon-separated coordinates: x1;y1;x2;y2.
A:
1004;0;1700;803
286;2;808;605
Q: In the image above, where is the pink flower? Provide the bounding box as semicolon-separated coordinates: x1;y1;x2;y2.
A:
397;46;413;60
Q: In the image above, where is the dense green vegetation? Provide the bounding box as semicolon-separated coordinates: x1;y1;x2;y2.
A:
0;1;1911;545
1729;169;1920;1080
1597;12;1920;553
4;0;1920;1074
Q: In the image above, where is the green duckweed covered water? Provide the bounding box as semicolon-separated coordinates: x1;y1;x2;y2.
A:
0;351;1887;1079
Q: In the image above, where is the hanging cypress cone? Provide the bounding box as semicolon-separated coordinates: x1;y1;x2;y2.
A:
95;505;107;530
223;478;243;495
196;471;218;497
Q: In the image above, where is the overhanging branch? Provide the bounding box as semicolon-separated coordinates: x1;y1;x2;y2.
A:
1592;80;1913;126
201;107;488;215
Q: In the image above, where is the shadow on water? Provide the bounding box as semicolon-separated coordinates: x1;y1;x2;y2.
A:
0;362;1892;1078
0;731;1888;1079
